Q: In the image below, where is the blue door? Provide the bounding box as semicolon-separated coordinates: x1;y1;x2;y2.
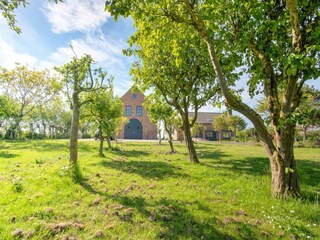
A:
124;118;143;139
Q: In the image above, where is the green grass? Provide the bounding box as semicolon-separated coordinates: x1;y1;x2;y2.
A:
0;140;319;239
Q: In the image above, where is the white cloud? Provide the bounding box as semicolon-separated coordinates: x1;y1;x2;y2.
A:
0;38;38;68
49;33;126;67
44;0;110;33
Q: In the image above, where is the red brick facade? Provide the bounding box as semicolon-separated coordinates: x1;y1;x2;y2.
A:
118;89;157;139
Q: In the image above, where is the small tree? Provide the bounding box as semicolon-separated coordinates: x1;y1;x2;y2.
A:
56;54;108;179
83;87;123;157
144;92;178;153
228;115;247;138
294;87;320;142
213;115;229;133
191;123;205;139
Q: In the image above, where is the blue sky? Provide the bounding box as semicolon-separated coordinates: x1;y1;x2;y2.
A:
0;0;135;96
0;0;318;117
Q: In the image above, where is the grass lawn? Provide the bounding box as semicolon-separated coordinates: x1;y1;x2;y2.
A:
0;140;319;239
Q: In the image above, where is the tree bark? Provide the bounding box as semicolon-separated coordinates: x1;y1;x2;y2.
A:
268;124;300;197
183;114;199;163
165;124;176;153
70;92;80;169
107;137;112;149
98;125;104;157
302;126;307;142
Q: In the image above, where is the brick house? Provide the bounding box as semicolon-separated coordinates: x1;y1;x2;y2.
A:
189;112;233;140
118;88;157;139
174;112;233;141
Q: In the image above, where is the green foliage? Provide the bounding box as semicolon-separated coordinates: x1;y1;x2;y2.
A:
83;87;123;152
0;64;62;140
144;92;178;137
191;123;205;138
105;0;320;196
0;0;28;33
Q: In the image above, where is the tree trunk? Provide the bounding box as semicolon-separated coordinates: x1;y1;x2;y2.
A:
165;125;176;153
107;137;112;149
99;125;104;157
70;93;80;171
168;138;176;153
43;123;47;137
267;124;300;197
183;116;199;163
158;126;162;145
303;126;307;142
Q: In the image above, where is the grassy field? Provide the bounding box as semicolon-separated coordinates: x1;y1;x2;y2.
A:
0;140;319;239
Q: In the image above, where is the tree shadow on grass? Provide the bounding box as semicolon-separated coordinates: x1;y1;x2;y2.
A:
101;160;188;180
297;159;320;187
113;149;150;158
202;156;269;177
4;140;98;154
0;152;19;158
3;141;69;152
80;180;237;240
198;149;231;161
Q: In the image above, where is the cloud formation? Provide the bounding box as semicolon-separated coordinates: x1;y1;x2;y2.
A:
44;0;110;33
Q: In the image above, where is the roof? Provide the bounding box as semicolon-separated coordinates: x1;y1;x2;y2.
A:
188;112;223;124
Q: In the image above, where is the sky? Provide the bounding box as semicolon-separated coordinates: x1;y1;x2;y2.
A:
0;0;135;97
0;0;319;119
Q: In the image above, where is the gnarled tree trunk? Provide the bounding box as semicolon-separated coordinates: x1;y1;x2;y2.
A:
267;123;299;197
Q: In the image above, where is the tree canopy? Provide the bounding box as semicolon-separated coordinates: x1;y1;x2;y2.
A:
105;0;320;197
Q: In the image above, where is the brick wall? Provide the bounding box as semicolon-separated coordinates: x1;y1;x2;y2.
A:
118;89;158;139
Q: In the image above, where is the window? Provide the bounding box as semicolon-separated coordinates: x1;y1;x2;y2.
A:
207;118;213;123
136;106;142;116
222;130;231;139
126;106;132;116
132;94;137;99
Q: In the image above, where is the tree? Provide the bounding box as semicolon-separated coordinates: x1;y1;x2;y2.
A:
213;115;229;133
0;64;61;139
27;96;69;139
191;123;205;139
144;92;178;153
55;54;108;179
228;115;247;138
127;18;220;163
105;0;320;197
83;87;123;157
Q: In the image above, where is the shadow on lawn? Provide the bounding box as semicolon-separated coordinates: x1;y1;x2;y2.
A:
3;140;69;152
114;149;150;158
101;160;187;179
2;140;96;153
198;149;231;160
297;159;320;188
80;181;239;239
0;151;19;158
201;155;269;177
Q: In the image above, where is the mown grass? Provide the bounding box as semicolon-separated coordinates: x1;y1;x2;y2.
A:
0;140;319;239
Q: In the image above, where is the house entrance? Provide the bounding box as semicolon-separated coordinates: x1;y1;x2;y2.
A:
205;131;216;141
124;118;143;139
